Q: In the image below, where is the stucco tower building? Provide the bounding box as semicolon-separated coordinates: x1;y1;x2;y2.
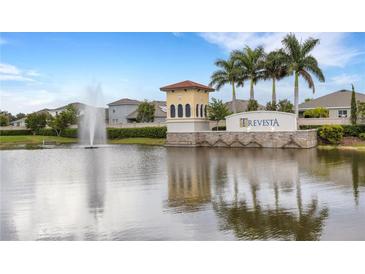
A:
160;80;214;132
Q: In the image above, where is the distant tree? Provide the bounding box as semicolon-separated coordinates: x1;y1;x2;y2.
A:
0;114;9;126
207;98;231;130
15;113;26;120
48;105;78;136
304;98;312;102
351;84;357;125
136;101;155;122
265;101;277;111
247;99;259;111
277;99;294;113
25;112;49;134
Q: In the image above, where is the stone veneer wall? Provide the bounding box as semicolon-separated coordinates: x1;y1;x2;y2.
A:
166;129;318;149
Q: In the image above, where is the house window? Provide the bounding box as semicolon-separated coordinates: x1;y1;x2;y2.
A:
196;104;199;118
112;109;115;113
177;104;183;118
200;104;204;117
170;105;176;118
185;104;191;117
338;109;348;118
204;105;207;117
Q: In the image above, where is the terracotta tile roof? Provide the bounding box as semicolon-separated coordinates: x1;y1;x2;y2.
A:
108;98;141;106
299;90;365;109
160;80;214;91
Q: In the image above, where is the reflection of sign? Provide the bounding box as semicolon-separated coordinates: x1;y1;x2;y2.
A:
240;118;279;128
227;111;297;132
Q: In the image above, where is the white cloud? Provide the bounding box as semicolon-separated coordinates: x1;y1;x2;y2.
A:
199;32;361;67
0;63;21;75
172;32;183;37
330;73;360;86
0;63;40;82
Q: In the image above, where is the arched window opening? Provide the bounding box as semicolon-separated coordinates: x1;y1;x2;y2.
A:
178;104;183;118
170;105;176;118
185;104;191;118
204;105;207;117
200;104;204;117
196;104;199;118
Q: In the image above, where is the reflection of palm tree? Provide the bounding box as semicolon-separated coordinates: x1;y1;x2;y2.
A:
213;165;328;240
213;198;328;240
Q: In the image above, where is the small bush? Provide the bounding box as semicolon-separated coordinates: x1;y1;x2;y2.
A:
318;125;344;144
359;133;365;140
107;127;167;139
342;125;365;137
247;99;259;111
211;126;226;131
0;129;32;136
36;128;78;138
265;102;277;111
303;107;329;118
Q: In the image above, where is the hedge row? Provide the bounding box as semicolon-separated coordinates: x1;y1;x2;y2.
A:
107;127;167;139
300;124;365;137
0;126;167;139
0;129;32;136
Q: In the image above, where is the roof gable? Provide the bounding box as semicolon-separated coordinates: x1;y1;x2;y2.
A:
160;80;214;91
299;90;365;109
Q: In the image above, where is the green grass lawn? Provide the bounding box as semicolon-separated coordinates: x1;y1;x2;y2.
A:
109;138;165;146
0;135;166;149
0;135;77;145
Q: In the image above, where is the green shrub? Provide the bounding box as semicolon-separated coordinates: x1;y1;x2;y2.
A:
342;125;365;137
318;125;344;144
0;129;32;136
303;107;329;118
211;126;226;131
359;133;365;140
247;99;259;111
107;127;167;139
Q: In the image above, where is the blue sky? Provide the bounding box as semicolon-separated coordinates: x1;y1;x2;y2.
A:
1;32;364;114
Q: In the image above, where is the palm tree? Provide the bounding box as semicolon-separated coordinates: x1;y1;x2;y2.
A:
264;50;287;104
232;46;265;100
281;33;325;117
209;57;242;113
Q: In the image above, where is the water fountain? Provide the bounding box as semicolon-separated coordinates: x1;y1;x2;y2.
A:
78;83;107;148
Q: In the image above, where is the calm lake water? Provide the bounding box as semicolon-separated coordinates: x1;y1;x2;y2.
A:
1;145;364;240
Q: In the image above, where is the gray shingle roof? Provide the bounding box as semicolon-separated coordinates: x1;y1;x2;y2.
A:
299;90;365;109
108;98;141;106
225;99;265;113
126;101;167;119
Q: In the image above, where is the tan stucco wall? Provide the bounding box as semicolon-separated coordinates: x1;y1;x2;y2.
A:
166;89;209;118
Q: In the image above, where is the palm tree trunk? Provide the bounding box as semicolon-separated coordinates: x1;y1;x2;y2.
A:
231;82;237;113
250;78;254;100
272;78;276;104
294;71;299;117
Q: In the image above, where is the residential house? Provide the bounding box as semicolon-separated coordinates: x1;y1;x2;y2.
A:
107;98;166;124
298;90;365;118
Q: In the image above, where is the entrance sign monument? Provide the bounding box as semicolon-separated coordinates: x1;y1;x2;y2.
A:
226;111;297;132
162;80;317;149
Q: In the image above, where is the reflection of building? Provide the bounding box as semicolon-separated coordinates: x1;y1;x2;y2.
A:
166;148;211;212
160;80;214;132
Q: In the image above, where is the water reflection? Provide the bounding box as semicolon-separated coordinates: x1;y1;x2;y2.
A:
166;148;364;240
1;146;364;240
166;148;211;212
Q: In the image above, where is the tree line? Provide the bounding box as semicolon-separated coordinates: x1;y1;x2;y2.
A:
209;33;325;116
